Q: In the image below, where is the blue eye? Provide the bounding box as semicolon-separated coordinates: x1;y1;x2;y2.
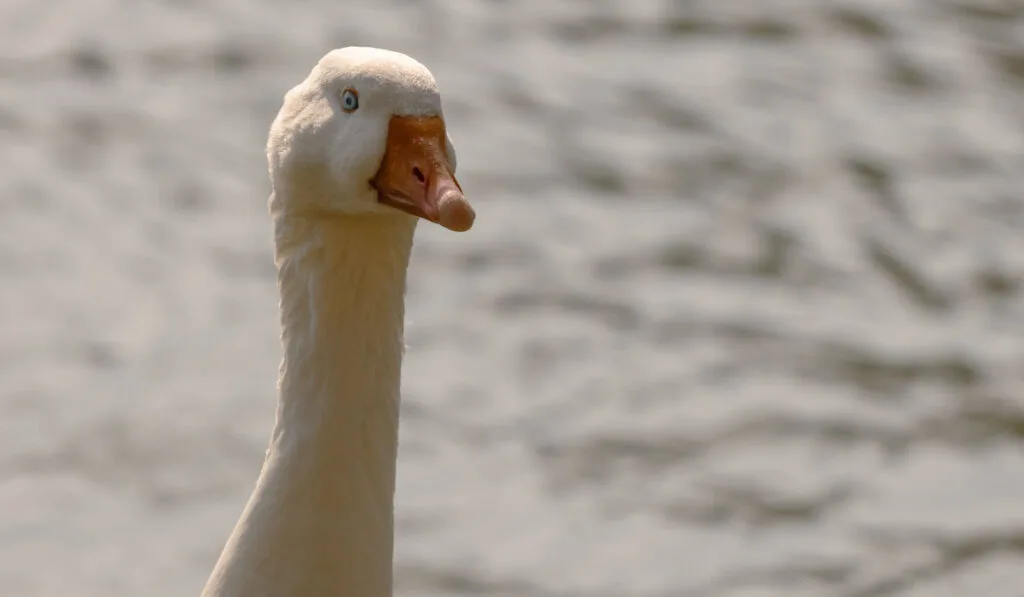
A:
340;88;359;112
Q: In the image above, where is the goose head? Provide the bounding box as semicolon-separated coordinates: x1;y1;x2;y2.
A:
267;47;474;232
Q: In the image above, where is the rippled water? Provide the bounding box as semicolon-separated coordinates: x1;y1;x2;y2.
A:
1;1;1023;595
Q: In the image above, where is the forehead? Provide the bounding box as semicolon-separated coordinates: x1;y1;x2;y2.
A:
313;47;442;116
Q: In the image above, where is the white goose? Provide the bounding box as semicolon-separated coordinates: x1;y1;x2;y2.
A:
201;47;475;597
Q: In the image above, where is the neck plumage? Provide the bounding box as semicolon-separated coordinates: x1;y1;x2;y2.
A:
202;204;416;597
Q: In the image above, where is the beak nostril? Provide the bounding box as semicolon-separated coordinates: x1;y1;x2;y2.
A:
412;167;425;184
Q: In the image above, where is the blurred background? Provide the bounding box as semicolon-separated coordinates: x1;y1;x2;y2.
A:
2;0;1024;595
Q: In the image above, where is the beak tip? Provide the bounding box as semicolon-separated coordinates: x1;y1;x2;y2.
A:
437;193;475;232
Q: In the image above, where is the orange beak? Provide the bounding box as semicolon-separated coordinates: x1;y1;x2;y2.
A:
370;115;475;232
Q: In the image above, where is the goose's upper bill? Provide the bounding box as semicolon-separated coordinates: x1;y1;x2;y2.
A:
372;113;473;232
267;46;475;232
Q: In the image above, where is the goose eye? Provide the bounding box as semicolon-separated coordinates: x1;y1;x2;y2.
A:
340;88;359;113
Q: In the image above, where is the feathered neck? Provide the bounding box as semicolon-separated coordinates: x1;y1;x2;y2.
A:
201;185;417;597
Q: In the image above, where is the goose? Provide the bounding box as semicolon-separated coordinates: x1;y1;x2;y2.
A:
200;47;475;597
